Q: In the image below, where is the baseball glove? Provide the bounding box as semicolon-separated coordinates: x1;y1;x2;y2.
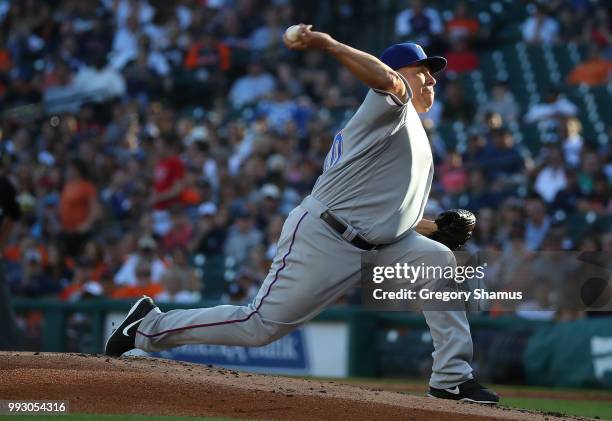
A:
429;209;476;251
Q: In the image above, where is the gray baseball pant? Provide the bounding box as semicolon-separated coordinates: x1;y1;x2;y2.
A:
135;195;473;388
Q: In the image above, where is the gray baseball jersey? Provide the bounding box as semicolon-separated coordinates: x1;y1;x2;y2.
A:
311;77;434;244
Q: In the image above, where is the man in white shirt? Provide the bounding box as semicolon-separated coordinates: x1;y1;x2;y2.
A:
229;60;276;108
522;5;560;44
534;146;568;203
525;88;577;131
114;236;166;286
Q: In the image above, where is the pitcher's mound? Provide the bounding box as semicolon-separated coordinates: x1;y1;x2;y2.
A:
0;352;574;420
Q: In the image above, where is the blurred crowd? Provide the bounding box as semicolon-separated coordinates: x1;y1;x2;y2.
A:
0;0;610;321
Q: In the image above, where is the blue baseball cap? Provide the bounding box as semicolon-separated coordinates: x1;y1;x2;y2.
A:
380;43;447;74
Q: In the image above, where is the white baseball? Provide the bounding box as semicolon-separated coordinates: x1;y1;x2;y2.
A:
285;25;301;42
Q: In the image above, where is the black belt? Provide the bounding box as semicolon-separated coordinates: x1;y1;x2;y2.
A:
320;211;377;251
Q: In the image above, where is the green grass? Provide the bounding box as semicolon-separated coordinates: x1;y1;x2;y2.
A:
0;415;256;421
501;397;612;420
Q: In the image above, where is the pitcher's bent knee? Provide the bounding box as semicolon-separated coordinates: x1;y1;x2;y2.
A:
246;316;294;347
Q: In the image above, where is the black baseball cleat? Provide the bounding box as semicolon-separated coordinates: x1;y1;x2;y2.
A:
104;296;158;357
427;379;499;404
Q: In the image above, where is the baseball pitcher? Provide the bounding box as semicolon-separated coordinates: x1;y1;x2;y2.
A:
106;25;498;404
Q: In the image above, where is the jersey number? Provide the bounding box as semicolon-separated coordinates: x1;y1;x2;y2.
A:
323;130;343;171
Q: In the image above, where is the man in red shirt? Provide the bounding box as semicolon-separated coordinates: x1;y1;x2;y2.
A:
444;37;478;74
152;136;186;211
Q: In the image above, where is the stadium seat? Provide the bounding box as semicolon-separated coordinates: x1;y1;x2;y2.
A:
193;254;236;300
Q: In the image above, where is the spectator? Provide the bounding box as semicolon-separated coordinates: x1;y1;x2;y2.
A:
155;247;201;303
155;266;200;303
586;6;612;54
184;135;219;192
113;235;166;286
245;244;270;281
524;88;578;130
183;30;231;75
249;8;284;53
488;222;529;290
223;208;263;265
525;196;551;251
217;9;252;50
264;214;285;260
44;242;71;287
190;202;227;256
101;169;132;222
462;133;488;170
534;146;568;203
222;268;259;305
43;60;79;113
123;37;169;95
16;248;59;297
228;59;276;109
454;169;501;212
445;1;479;41
578;150;602;195
257;88;298;135
566;46;612;87
444;37;479;74
470;208;498;250
255;183;282;229
71;55;126;102
437;151;468;195
579;173;610;214
80;240;108;285
496;198;525;245
162;210;193;252
559;117;584;168
58;257;104;301
151;135;186;235
113;0;155;28
109;15;141;69
441;79;476;123
112;259;163;299
58;159;100;259
480;128;525;178
550;170;583;216
3;71;42;107
557;6;584;43
395;0;443;48
478;80;519;124
178;168;204;209
522;4;560;45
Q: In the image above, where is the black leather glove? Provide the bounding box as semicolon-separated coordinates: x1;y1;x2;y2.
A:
429;209;476;250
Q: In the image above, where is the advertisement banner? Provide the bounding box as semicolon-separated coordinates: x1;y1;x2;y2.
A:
151;329;309;374
525;318;612;388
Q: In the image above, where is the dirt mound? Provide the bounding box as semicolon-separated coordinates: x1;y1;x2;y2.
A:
0;352;581;420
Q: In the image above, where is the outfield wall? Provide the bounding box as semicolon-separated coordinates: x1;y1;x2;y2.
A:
12;298;612;388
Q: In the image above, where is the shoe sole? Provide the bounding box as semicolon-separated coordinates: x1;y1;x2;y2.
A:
104;296;152;355
427;393;499;405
